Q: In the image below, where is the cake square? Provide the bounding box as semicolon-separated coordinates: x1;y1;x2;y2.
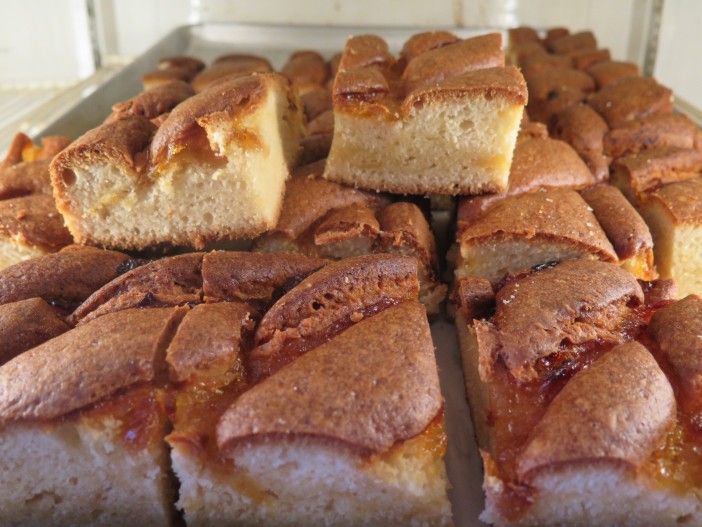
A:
323;32;527;195
50;73;305;250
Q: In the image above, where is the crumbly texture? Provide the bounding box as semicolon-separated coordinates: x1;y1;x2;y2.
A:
51;73;304;250
324;32;527;195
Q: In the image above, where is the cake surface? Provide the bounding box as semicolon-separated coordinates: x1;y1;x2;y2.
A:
323;32;527;195
454;259;702;526
0;251;451;526
50;73;304;250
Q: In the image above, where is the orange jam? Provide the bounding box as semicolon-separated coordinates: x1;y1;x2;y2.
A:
76;385;168;451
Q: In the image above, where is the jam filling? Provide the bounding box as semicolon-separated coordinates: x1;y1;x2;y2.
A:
484;302;702;520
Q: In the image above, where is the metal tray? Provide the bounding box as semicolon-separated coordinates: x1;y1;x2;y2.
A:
35;22;487;526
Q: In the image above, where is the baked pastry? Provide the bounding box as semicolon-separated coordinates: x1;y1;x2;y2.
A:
639;177;702;296
454;259;702;526
323;32;527;195
0;133;73;268
456;187;617;284
524;66;595;123
549;103;609;181
587;76;673;128
142;55;205;90
253;160;447;314
610;146;702;203
547;30;597;54
299;109;333;164
0;252;451;526
50;73;304;249
105;80;195;123
580;184;656;280
586;60;640;88
603;112;702;159
191;54;272;93
543;27;569;48
566;47;610;70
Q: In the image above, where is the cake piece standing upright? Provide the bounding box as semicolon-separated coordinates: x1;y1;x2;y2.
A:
323;32;528;195
51;73;304;250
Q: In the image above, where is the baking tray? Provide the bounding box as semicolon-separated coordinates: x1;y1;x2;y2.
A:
35;22;488;526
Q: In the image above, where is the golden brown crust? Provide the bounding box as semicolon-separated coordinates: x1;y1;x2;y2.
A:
0;306;185;424
149;74;274;166
313;203;380;245
482;259;643;382
217;301;441;455
549;103;609;181
566;47;611;70
642;176;702;224
71;253;204;324
587;76;673;128
457;137;596;227
580;184;654;260
517;341;674;478
603;112;702;159
142;67;193;89
282;50;329;87
250;254;419;379
201;250;326;304
0;245;132;308
300;86;332;120
401;33;504;91
459;188;617;262
1;133;70;170
269;161;384;239
648;295;702;393
191;58;272;93
586;60;640;88
520;52;572;72
613;147;702;197
401;30;460;62
0;159;53;199
509;26;540;46
106;80;195;123
166;302;252;383
158;56;205;76
0;195;72;251
377;202;438;267
543;27;570;48
338;35;394;71
0;297;69;365
51;115;156;191
524;66;595;101
548;31;597;54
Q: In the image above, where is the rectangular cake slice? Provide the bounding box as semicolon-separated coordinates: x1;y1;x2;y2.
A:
323;32;527;195
50;73;304;250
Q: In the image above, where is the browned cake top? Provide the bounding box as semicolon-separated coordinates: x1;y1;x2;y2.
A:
1;132;71;170
643;176;702;224
524;66;595;101
191;55;272;92
217;300;441;455
649;295;702;393
0;159;53;199
548;30;597;54
0;306;185;424
604;112;702;159
107;80;195;123
518;341;675;478
282;50;329;86
580;184;653;259
158;56;205;75
508;26;540;46
586;60;640;88
333;31;527;117
549;103;608;156
459;188;616;263
0;251;439;459
0;297;69;366
142;67;194;88
0;195;72;250
588;76;673;128
613;146;702;196
0;245;133;308
481;259;643;381
566;47;611;70
543;27;569;48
